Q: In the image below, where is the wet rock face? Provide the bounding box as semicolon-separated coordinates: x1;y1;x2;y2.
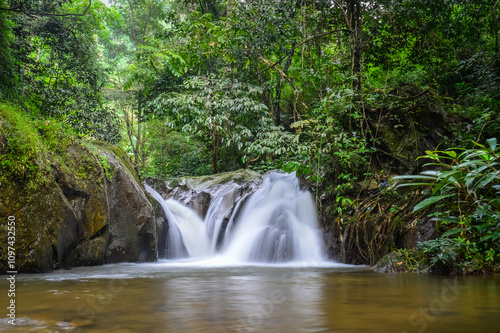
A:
99;145;158;264
322;229;342;263
145;169;262;219
0;142;159;273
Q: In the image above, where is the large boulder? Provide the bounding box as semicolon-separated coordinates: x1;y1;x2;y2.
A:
0;141;160;273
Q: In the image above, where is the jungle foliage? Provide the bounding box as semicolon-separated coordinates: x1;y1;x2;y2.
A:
394;138;500;273
1;0;499;271
0;0;121;142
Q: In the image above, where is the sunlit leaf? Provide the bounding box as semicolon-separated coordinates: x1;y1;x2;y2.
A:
413;194;455;212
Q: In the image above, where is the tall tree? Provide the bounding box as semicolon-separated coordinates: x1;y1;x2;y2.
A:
1;0;121;142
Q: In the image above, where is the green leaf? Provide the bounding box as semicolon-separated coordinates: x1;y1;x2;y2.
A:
413;194;455;212
465;172;478;188
456;160;480;169
472;140;486;149
475;223;493;232
431;216;459;223
444;150;457;158
396;182;438;188
480;235;493;242
393;175;437;180
475;171;499;189
420;170;441;176
442;229;463;237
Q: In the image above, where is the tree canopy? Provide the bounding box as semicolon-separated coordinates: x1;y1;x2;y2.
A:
1;0;498;176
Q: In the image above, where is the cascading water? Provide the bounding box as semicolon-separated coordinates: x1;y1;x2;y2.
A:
146;186;212;258
204;182;240;251
146;171;325;264
222;172;324;263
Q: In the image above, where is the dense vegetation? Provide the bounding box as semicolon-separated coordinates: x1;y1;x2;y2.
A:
1;0;499;273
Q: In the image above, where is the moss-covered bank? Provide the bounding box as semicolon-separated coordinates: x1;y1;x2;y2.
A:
0;103;162;273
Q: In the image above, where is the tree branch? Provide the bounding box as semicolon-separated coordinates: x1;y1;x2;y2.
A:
258;29;350;75
0;4;22;12
258;54;309;111
332;0;351;30
258;55;295;89
409;88;430;100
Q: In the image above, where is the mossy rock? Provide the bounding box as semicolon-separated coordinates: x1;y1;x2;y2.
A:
92;140;140;184
0;105;160;272
168;169;261;192
372;252;406;273
0;181;82;272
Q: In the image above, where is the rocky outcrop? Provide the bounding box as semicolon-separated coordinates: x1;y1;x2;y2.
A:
0;141;160;273
366;84;451;173
145;169;262;219
318;86;450;266
372;252;405;273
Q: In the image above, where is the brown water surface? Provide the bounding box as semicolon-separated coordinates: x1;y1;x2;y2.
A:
1;261;499;332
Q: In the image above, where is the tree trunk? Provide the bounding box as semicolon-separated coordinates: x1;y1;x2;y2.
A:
123;102;140;166
495;1;499;57
347;0;362;91
274;84;282;127
274;44;295;126
227;0;234;18
212;125;219;174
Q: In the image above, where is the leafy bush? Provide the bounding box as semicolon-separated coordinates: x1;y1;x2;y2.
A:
395;138;500;272
141;131;211;179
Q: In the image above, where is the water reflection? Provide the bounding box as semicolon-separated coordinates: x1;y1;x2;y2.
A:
157;269;327;332
0;263;499;333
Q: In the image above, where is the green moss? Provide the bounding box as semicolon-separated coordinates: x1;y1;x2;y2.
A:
99;154;114;181
0;102;78;197
92;140;140;183
0;103;48;192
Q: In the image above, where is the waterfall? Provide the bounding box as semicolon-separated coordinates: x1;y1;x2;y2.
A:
204;182;240;251
146;171;326;264
146;185;211;258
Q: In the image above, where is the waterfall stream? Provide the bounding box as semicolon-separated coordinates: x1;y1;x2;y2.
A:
146;171;325;264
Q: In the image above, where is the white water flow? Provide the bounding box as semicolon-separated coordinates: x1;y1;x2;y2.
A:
146;185;212;258
146;171;326;264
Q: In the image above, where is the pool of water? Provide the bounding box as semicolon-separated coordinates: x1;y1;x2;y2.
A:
1;260;499;332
